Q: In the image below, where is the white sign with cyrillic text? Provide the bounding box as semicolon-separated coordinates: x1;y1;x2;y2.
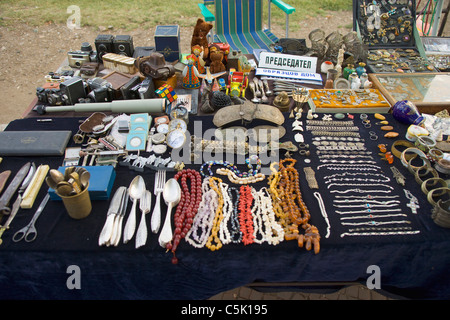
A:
255;68;322;83
258;51;317;73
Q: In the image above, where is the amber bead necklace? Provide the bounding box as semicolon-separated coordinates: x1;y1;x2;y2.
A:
205;177;225;251
268;158;321;253
167;169;203;264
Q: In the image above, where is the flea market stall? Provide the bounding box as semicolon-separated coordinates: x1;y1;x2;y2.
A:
0;0;449;300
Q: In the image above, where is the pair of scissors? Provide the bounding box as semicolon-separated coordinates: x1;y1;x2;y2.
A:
12;194;49;243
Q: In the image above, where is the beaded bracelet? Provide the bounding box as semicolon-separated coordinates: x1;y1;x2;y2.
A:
200;155;262;178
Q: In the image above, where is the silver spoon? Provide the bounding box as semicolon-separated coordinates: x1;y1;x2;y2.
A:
123;176;145;244
158;178;181;248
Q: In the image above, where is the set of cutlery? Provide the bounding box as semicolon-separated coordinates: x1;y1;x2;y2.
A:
99;169;181;249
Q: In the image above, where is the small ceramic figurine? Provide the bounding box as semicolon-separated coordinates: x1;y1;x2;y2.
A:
191;45;206;74
182;55;200;89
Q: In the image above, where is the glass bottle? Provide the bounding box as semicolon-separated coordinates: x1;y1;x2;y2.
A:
356;62;367;77
343;64;355;80
360;72;369;89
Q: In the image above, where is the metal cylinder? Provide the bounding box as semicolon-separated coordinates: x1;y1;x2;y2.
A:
44;98;166;114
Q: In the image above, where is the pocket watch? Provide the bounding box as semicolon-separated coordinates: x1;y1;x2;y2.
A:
168;118;187;133
151;132;166;144
156;123;169;134
170;106;189;124
166;129;186;149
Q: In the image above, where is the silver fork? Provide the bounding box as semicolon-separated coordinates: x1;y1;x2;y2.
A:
151;170;165;234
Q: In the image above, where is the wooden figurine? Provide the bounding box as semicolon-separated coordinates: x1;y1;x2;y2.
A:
182;55;201;89
191;44;206;74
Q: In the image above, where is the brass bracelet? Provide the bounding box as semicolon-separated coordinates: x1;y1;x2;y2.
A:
391;140;415;159
427;187;450;207
400;147;428;171
435;159;450;175
421;178;448;195
414;166;439;185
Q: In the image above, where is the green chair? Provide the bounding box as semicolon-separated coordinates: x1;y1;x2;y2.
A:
198;0;295;54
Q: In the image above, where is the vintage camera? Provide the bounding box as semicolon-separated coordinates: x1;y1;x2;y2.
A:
36;87;49;103
113;35;134;57
67;51;91;68
67;42;97;68
95;34;115;62
46;88;63;106
59;76;86;105
120;75;142;100
86;77;114;102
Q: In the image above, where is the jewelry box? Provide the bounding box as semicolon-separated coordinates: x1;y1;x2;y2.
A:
352;0;433;73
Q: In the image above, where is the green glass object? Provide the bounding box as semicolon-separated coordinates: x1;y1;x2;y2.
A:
343;64;355;80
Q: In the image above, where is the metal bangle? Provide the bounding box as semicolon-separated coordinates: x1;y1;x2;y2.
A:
400;147;427;169
414;165;439;185
421;178;448;195
427;187;450;207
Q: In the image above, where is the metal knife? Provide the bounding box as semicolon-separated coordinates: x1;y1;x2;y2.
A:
98;186;127;246
0;162;32;222
111;190;129;246
0;163;36;245
0;170;11;195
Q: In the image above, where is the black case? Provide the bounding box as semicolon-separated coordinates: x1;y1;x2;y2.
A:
352;0;431;73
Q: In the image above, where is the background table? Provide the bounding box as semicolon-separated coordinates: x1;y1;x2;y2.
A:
0;113;449;300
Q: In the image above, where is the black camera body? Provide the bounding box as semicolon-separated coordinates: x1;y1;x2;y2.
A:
59;76;86;105
86;77;114;102
95;34;134;62
113;35;134;57
95;34;115;62
120;76;142;100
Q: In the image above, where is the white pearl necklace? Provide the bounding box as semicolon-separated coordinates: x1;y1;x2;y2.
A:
219;182;234;245
185;179;218;248
251;187;284;245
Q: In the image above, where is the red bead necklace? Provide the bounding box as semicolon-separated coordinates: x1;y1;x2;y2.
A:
168;169;203;264
238;185;254;245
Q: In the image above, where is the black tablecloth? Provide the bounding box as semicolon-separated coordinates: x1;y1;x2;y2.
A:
0;113;449;300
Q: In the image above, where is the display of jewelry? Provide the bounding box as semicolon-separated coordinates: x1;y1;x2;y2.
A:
305;113;422;239
355;0;436;73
